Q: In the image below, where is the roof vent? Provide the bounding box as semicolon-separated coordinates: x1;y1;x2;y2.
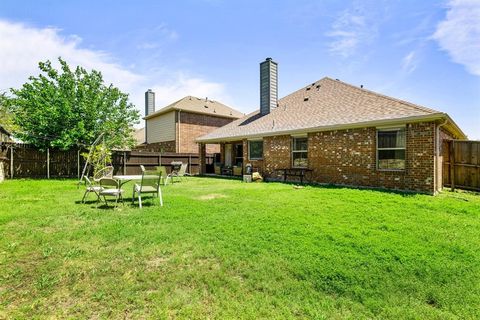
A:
205;97;208;101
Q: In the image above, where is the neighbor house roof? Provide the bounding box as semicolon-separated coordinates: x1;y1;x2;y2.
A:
144;96;244;120
197;77;466;142
133;127;145;145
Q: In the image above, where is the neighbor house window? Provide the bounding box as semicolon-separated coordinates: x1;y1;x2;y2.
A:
377;128;406;170
292;137;308;167
248;140;263;160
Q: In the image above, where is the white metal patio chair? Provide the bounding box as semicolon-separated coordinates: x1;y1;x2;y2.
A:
81;176;103;203
93;165;114;183
97;178;124;208
132;170;163;208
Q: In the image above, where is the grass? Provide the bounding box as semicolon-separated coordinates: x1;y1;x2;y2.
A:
0;177;479;319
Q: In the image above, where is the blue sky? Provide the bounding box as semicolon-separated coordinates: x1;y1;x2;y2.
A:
0;0;479;138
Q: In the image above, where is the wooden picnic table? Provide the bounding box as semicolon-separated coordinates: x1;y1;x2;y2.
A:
275;168;312;185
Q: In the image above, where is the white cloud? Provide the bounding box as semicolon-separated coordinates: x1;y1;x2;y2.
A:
433;0;480;76
402;51;418;74
0;19;230;123
326;9;376;58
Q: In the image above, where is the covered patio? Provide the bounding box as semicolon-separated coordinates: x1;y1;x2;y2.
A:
199;141;248;177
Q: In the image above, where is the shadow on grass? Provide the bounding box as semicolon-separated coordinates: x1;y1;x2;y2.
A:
75;198;161;209
271;180;421;197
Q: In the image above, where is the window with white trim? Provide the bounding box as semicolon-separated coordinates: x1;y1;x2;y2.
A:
377;128;406;170
292;137;308;168
248;140;263;160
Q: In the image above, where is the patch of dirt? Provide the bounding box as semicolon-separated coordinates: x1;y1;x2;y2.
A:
145;257;170;268
197;194;227;200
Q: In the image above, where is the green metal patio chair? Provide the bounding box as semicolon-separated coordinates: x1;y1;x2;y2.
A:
132;170;163;208
97;178;124;208
156;166;172;186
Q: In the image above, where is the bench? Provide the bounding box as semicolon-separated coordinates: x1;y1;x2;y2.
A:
275;168;312;185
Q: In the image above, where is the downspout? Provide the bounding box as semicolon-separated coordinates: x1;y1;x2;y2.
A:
435;118;448;193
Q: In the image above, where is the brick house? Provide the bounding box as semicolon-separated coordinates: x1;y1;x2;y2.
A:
142;92;243;153
197;58;466;194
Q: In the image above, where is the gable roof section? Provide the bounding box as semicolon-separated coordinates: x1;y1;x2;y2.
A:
198;77;466;142
144;96;244;120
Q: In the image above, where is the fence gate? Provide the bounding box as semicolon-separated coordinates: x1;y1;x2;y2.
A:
443;140;480;191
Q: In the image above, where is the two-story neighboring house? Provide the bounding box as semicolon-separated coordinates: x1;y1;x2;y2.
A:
142;90;243;153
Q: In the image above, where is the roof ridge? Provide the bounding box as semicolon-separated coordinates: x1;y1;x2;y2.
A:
323;77;439;114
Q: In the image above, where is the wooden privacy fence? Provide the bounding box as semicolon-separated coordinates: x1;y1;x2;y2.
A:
0;143;214;179
443;140;480;191
111;151;214;176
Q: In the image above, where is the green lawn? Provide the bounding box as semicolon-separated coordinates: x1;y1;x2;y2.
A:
0;178;479;319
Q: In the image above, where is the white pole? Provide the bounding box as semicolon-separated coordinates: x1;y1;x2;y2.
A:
10;146;13;178
46;148;50;179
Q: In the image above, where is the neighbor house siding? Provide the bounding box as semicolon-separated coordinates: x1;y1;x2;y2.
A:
237;121;437;193
146;111;176;144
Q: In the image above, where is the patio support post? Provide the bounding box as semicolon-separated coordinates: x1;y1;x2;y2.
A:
199;143;206;175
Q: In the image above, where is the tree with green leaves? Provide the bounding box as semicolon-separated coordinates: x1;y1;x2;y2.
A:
7;58;139;150
0;92;17;133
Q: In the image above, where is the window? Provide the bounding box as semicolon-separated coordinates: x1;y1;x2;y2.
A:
377;128;406;170
292;137;308;167
234;143;243;166
248;140;263;160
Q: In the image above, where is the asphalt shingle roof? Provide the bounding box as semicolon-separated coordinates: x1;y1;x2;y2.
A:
144;96;244;120
197;77;452;142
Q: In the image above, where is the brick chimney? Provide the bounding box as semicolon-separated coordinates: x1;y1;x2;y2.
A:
260;58;278;115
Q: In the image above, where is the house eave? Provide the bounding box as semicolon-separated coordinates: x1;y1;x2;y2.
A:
197;113;465;143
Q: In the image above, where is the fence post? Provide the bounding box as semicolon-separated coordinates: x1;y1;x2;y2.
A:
189;154;191;174
46;148;50;179
449;140;455;191
10;146;13;179
123;151;127;175
77;149;80;179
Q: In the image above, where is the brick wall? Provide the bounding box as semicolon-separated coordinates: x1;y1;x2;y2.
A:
233;121;437;193
242;139;264;173
178;112;235;153
136;140;176;153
